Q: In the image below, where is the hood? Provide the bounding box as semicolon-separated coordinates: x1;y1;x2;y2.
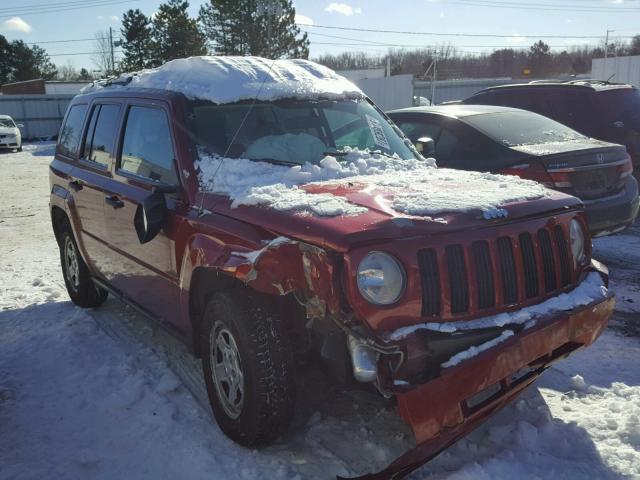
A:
0;126;18;135
200;177;582;252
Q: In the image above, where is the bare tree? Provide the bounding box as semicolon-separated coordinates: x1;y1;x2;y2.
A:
57;60;80;80
92;30;114;76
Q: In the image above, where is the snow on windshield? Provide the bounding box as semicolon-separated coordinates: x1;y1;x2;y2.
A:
197;148;550;218
82;56;364;104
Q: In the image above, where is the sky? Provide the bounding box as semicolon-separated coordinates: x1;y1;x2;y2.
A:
0;0;638;73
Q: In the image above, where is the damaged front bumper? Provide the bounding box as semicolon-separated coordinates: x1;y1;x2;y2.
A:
342;264;615;480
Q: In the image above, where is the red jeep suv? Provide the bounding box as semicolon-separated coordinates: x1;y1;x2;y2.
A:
49;56;614;479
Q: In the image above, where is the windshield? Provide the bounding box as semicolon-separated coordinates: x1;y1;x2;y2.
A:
189;98;417;165
0;119;16;128
597;88;640;125
463;111;585;147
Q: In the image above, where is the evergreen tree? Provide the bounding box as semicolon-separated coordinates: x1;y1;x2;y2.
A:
151;0;207;66
79;68;92;80
9;41;57;81
528;40;551;76
121;9;153;71
198;0;310;59
0;35;12;84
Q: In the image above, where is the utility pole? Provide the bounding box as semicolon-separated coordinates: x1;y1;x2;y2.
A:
109;27;115;76
605;29;614;61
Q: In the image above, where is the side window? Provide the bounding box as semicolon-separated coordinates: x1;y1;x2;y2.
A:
435;128;460;159
82;104;120;168
58;104;87;158
396;120;441;142
119;106;178;185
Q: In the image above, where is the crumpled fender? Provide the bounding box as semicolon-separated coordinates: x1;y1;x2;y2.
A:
179;234;342;321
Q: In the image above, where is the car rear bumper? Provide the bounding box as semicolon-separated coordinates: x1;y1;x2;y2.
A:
584;175;639;236
343;264;614;479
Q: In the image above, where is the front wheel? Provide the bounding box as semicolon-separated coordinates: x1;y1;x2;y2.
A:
59;222;107;308
201;291;296;447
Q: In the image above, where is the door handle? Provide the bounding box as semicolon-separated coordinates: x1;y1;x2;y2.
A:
105;195;125;209
68;180;83;192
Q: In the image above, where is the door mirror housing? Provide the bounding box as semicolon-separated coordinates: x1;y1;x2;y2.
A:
134;190;167;244
16;123;24;128
415;136;436;157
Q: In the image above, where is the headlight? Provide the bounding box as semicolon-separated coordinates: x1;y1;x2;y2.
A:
357;252;406;305
569;219;587;267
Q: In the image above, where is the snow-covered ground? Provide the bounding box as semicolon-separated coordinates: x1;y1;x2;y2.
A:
1;144;639;479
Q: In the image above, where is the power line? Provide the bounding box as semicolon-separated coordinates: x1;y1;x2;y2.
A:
450;0;640;13
296;23;635;39
0;0;135;20
46;50;123;57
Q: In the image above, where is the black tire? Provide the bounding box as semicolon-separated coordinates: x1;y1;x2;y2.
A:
201;291;295;447
17;146;22;152
58;220;108;308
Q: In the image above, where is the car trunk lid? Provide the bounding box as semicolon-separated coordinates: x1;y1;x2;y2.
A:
508;141;632;200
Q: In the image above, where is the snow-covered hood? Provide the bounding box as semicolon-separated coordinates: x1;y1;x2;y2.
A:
0;126;19;135
196;150;582;251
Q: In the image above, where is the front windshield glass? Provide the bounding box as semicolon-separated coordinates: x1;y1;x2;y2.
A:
0;119;16;128
463;111;585;147
190;98;417;165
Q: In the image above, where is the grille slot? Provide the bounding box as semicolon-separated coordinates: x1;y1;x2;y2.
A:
537;229;557;292
497;237;518;304
519;233;539;298
417;223;576;318
472;241;495;309
418;249;441;317
554;226;571;287
446;245;469;314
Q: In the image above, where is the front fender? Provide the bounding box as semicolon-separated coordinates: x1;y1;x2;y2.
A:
180;234;343;321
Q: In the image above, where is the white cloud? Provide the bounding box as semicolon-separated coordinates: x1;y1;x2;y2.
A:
295;13;314;25
1;17;32;33
324;3;362;16
97;15;119;22
507;34;526;45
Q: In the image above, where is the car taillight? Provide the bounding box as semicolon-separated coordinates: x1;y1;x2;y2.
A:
618;155;633;179
500;163;555;188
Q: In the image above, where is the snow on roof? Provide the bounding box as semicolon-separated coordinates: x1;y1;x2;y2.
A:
197;148;550;218
83;56;364;104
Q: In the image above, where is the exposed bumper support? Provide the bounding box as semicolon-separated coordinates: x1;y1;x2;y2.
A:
340;271;614;479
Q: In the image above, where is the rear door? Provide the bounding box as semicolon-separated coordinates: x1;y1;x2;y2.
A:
101;99;183;323
65;101;121;277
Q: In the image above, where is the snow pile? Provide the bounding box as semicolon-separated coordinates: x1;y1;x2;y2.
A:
82;56;364;104
441;330;515;368
197;148;550;218
388;272;608;340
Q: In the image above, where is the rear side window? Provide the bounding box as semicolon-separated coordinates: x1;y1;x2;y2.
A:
82;104;120;167
395;120;441;142
119;106;177;185
58;104;87;158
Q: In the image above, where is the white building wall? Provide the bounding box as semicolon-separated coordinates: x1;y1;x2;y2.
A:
592;55;640;88
355;74;414;111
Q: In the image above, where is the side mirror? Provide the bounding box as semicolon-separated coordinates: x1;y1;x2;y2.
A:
415;136;436;157
16;123;24;128
134;190;167;244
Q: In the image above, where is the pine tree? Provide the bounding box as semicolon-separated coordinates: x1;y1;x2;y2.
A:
121;9;153;71
151;0;207;66
10;41;57;81
0;35;12;84
198;0;309;59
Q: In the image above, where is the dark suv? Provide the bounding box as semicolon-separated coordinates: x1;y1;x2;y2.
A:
49;57;614;479
463;80;640;176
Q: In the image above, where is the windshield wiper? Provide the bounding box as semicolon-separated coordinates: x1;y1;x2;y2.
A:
247;157;300;167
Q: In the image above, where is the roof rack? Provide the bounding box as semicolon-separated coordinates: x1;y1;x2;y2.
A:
88;75;134;89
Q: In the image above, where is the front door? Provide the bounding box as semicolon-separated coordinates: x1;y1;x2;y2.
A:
102;101;182;324
68;102;122;278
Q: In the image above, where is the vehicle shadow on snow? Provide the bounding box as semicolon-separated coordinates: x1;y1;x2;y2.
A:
87;299;627;479
0;300;625;479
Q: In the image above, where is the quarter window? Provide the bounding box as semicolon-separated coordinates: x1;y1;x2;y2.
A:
82;104;120;167
58;104;87;158
119;106;178;185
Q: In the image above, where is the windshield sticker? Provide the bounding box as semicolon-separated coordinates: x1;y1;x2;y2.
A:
366;114;391;150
